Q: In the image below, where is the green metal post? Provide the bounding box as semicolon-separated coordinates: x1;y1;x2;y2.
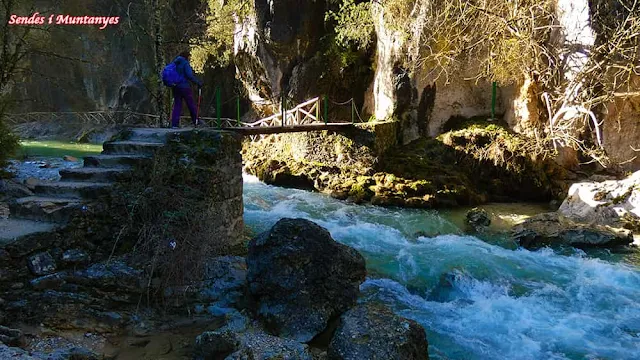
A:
351;100;355;124
324;95;328;125
216;86;221;129
281;96;285;126
491;81;497;120
236;96;241;126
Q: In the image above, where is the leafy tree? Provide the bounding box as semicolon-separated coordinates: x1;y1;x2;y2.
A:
0;0;33;167
190;0;253;71
326;0;374;51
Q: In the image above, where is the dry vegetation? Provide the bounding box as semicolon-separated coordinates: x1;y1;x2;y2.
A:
330;0;640;167
108;149;229;303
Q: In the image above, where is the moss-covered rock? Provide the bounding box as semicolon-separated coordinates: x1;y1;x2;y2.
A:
244;120;568;209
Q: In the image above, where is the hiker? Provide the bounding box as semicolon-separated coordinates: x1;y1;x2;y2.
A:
164;51;203;128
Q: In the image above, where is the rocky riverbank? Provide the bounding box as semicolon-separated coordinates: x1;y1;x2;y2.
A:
510;171;640;250
0;219;430;359
244;120;572;209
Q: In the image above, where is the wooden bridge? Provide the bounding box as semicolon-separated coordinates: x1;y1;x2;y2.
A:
4;97;357;137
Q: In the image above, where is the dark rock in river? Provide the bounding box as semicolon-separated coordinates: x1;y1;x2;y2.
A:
195;329;313;360
512;212;633;249
465;207;491;231
27;252;57;276
247;218;366;343
328;303;429;360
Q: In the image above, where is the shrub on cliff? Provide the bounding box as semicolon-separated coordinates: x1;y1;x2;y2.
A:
86;131;244;305
380;120;566;202
110;150;227;295
0;117;19;173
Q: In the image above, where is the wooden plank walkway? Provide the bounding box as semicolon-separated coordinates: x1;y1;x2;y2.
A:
5;96;361;137
225;123;353;135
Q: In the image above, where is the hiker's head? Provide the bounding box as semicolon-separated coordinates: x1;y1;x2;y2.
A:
179;51;191;61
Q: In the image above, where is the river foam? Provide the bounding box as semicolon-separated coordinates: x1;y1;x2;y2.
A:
243;177;640;360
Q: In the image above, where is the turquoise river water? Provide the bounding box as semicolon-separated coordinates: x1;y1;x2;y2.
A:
7;142;640;359
242;175;640;360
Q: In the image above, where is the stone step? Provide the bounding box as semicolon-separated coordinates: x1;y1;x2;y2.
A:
0;218;58;247
32;181;112;200
84;154;151;168
125;128;189;143
102;141;165;155
59;167;131;183
10;196;82;223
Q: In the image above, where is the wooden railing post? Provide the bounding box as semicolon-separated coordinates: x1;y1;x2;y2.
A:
216;86;221;129
324;95;328;125
237;96;241;127
351;99;355;124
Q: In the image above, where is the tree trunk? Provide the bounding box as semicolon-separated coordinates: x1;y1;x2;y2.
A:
151;0;167;126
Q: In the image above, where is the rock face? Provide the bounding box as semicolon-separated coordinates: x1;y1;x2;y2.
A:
512;212;633;249
164;130;245;247
234;0;325;102
195;329;313;360
195;256;248;311
559;171;640;228
602;76;640;172
328;304;429;360
247;218;367;342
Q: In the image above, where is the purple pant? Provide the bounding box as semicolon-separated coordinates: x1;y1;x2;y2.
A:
171;86;197;127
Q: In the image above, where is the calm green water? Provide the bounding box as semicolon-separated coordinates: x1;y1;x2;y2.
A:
8;141;102;181
242;174;640;360
17;140;102;159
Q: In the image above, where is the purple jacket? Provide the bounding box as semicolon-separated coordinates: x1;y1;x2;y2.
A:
173;56;202;88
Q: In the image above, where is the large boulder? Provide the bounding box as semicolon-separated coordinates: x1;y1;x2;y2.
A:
194;329;313;360
512;212;633;249
328;303;429;360
559;171;640;229
193;256;248;312
247;218;366;342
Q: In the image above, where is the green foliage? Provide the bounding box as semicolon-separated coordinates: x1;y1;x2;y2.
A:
322;34;369;74
191;0;254;70
104;144;234;296
326;0;375;51
380;120;564;202
0;116;19;169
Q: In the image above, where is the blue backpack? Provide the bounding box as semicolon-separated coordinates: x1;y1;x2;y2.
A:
161;62;183;87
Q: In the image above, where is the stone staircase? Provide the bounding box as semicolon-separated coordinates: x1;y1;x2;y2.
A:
0;128;182;245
